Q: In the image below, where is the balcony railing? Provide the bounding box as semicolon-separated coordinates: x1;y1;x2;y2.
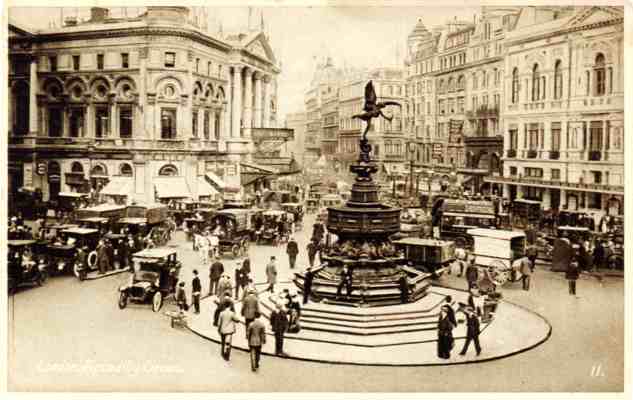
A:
484;175;624;194
252;127;294;143
589;150;602;161
527;149;538;159
506;149;516;158
549;150;560;160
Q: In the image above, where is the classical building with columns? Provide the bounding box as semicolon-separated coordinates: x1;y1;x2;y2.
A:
8;6;285;204
486;6;624;218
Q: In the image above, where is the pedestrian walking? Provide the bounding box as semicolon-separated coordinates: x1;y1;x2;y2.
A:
213;293;234;326
519;255;532;291
200;232;210;264
303;266;314;304
286;237;299;269
453;247;467;276
246;312;267;372
437;304;456;359
566;257;580;297
526;243;538;272
307;240;317;267
176;281;188;312
234;262;244;299
270;302;289;356
241;288;260;332
459;307;482;356
266;256;278;293
96;239;109;275
191;270;201;314
209;233;219;259
465;256;478;290
217;274;233;299
217;306;241;361
209;258;224;296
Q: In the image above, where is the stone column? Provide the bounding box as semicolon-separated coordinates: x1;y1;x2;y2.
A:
223;77;232;142
138;47;148;138
542;188;551;209
109;96;117;138
187;50;195;138
210;109;217;140
243;68;253;138
198;108;204;139
231;65;243;138
253;73;262;128
262;75;271;128
29;57;39;135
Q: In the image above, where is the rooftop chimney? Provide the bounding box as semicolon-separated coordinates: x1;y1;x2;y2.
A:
90;7;109;22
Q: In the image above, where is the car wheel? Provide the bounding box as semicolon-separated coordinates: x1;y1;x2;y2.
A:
152;291;163;312
118;292;128;309
38;270;49;286
87;251;98;270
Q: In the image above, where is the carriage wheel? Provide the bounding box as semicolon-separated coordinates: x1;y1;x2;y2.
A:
232;244;241;258
488;260;509;285
152;292;163;312
38;270;49;286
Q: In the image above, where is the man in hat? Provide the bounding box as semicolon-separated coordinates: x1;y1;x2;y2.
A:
270;301;289;356
209;257;224;296
465;256;478;290
217;274;233;299
286;237;299;269
519;254;532;291
213;292;234;326
265;256;278;293
96;239;109;275
191;270;202;314
234;261;244;299
459;307;482;356
217;302;241;361
175;281;188;312
241;287;260;332
246;312;267;372
303;266;314;305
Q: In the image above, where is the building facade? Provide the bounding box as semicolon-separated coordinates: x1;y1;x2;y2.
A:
8;6;284;204
487;6;624;218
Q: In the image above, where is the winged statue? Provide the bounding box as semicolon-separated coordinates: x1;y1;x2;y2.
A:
352;81;401;161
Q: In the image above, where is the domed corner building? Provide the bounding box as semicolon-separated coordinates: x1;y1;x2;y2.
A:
8;6;294;208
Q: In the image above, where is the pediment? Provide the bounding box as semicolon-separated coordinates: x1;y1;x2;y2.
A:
565;6;623;28
244;33;276;64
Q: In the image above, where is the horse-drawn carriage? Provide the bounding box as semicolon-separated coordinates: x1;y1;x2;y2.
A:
467;228;527;286
257;210;293;246
209;209;253;257
393;237;455;277
117;203;172;248
281;202;304;231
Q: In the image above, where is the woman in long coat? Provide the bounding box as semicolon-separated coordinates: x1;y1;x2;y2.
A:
437;304;457;359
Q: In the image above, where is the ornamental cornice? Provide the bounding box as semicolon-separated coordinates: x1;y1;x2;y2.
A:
26;26;233;54
505;17;624;48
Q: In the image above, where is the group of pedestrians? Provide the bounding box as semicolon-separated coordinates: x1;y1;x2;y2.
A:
437;295;482;359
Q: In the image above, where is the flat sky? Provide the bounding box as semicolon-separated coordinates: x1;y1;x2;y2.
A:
8;4;480;121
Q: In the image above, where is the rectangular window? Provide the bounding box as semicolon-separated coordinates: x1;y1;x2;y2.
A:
472;96;477;110
72;55;80;71
525;167;543;178
207;61;212;76
195;58;200;73
119;106;133;138
204;110;210;139
165;52;176;68
551;169;561;180
551;122;561;150
69;108;84;137
192;110;199;138
528;123;539;150
49;56;57;72
121;53;129;69
48;108;62;137
214;112;220;140
161;108;177;139
509;129;518;149
97;54;104;70
95;106;109;138
591;171;602;184
510;166;517;176
457;97;465;113
589;121;603;151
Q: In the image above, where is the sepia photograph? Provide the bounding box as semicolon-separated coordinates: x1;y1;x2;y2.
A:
3;0;628;395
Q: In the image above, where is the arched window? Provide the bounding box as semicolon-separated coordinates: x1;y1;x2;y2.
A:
48;161;61;175
594;53;606;96
71;162;84;174
90;164;107;177
554;60;563;99
531;64;540;101
512;68;519;104
159;164;178;176
457;75;465;91
439;79;445;93
120;163;133;177
448;78;455;92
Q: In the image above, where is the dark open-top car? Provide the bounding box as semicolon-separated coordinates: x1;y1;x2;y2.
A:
118;248;181;312
8;240;48;294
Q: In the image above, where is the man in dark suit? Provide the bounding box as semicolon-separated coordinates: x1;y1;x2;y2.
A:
307;240;318;267
303;266;314;304
209;258;224;296
191;269;201;314
270;302;289;356
286;237;299;269
336;265;353;299
246;312;267;372
241;289;259;332
459;307;481;356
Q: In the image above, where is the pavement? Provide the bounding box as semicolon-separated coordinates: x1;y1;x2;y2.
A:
7;213;625;391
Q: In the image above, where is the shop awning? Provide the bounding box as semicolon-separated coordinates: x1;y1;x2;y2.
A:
240;162;277;174
197;176;219;197
154;177;192;199
100;177;133;197
205;172;226;191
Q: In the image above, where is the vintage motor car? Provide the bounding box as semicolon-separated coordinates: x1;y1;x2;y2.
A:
8;240;49;294
75;204;126;231
258;210;292;246
281;202;304;231
392;237;455;277
118;248;181;312
117;203;171;247
209;209;253;257
58;227;101;280
467;228;527;286
50;192;89;217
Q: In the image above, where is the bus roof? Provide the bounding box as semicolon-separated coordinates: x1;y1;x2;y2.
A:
467;228;526;240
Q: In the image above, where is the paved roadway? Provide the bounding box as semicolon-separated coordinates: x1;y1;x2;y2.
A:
7;213;624;392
